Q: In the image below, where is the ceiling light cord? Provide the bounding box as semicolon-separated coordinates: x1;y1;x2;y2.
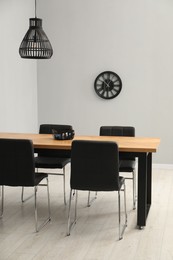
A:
35;0;37;18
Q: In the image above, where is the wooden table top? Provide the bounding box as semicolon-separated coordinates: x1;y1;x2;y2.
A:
0;133;160;153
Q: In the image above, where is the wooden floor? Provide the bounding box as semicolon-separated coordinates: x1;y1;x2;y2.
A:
0;165;173;260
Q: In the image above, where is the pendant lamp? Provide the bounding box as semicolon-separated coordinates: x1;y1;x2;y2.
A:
19;0;53;59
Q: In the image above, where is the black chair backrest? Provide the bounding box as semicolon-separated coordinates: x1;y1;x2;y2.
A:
38;124;73;158
100;126;135;137
39;124;73;134
0;139;35;186
100;126;135;160
71;140;120;191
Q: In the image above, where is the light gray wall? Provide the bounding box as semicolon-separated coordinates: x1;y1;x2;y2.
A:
38;0;173;164
0;0;38;133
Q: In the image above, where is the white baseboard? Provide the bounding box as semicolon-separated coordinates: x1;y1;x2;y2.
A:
135;163;173;170
152;163;173;169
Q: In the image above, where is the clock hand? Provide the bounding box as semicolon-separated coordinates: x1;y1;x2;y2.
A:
102;80;110;88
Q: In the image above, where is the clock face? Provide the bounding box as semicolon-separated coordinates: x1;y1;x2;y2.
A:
94;71;122;99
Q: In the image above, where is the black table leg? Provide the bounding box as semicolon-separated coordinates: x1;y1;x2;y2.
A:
137;152;152;228
137;153;147;228
147;153;152;206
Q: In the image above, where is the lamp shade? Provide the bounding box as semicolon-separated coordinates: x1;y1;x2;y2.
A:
19;18;53;59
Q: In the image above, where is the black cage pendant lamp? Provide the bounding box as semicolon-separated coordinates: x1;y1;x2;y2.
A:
19;0;53;59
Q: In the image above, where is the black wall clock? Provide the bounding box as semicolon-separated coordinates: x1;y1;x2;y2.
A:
94;71;122;99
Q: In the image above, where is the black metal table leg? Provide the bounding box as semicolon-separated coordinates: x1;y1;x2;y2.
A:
137;152;152;228
137;153;147;228
147;153;152;206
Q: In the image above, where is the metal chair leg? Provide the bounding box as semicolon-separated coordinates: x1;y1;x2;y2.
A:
118;190;121;239
68;186;127;239
0;186;4;218
22;166;67;205
118;182;127;240
47;178;51;221
124;182;128;227
67;189;77;235
48;166;67;205
21;186;35;203
35;177;51;232
87;191;97;207
124;168;137;210
21;186;24;202
21;169;39;203
132;169;137;210
63;167;66;205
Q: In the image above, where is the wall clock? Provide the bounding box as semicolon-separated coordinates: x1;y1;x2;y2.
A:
94;71;122;99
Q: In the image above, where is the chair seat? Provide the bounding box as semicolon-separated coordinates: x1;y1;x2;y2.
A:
35;157;70;169
119;160;136;172
34;172;48;186
73;176;125;192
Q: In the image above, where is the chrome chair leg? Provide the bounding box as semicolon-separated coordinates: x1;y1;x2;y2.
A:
21;186;35;203
0;186;4;218
118;190;121;239
124;168;137;210
67;189;78;235
124;183;128;226
35;186;38;231
118;182;127;240
63;167;66;205
48;166;67;205
21;186;24;202
35;177;51;232
68;185;127;239
21;167;39;203
132;169;137;210
22;166;67;205
47;178;51;221
87;191;97;207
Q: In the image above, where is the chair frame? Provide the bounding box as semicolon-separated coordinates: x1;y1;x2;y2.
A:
67;140;128;240
22;124;72;205
1;179;51;232
67;182;127;240
36;124;72;205
39;167;67;205
21;167;66;205
0;139;51;232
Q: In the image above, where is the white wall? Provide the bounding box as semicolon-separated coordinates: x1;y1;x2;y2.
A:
0;0;38;133
38;0;173;163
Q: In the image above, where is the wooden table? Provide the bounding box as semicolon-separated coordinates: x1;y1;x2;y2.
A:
0;132;160;228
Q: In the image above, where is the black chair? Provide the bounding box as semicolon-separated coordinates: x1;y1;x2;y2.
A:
100;126;137;209
0;138;51;232
22;124;72;205
67;140;127;240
